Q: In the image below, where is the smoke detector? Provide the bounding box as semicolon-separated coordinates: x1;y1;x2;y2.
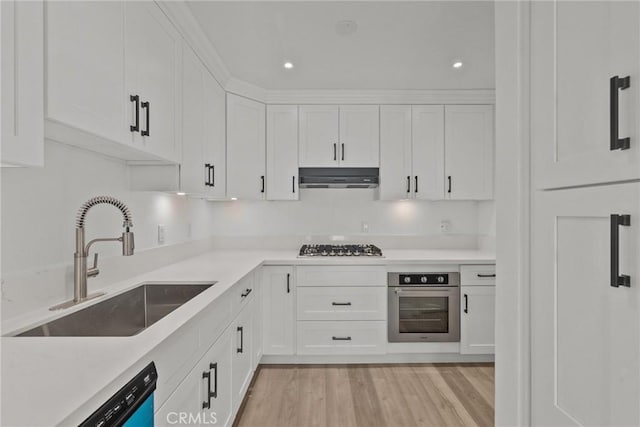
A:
335;20;358;36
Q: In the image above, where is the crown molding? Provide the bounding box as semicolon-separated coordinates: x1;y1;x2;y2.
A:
226;77;268;104
264;89;495;105
156;1;231;87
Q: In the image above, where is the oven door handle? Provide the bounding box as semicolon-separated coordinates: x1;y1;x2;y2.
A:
393;288;456;296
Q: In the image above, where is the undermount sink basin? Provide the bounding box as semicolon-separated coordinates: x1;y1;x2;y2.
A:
15;282;215;337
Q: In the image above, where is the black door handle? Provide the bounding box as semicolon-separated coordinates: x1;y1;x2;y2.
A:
610;76;631;150
331;302;352;306
237;326;244;353
286;273;290;293
260;176;265;193
141;101;150;136
333;143;337;161
463;294;468;313
130;95;139;132
205;163;211;186
611;214;631;287
341;143;345;161
477;274;496;278
406;176;411;193
292;176;296;193
447;176;452;194
415;176;418;193
332;336;352;341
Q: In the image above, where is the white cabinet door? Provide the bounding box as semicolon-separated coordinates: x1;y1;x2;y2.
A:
299;105;339;167
231;303;253;413
532;1;640;190
339;105;380;167
379;105;413;200
460;286;495;355
412;105;445;200
45;0;127;147
262;266;295;355
531;183;640;426
227;94;266;200
124;1;181;163
203;70;226;200
266;105;299;200
444;105;494;200
251;276;263;370
1;0;44;167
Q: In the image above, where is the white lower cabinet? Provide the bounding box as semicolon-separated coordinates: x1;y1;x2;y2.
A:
231;302;254;414
262;266;296;355
297;286;386;321
459;264;496;355
155;327;233;427
297;321;387;355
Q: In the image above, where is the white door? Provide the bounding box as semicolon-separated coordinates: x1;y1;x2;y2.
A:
46;1;127;146
266;105;299;200
124;1;181;162
262;266;295;355
379;105;413;200
203;70;226;200
231;303;253;412
299;105;339;167
444;105;494;200
460;286;495;355
532;1;640;190
226;93;266;200
1;0;44;167
339;105;380;167
181;46;206;195
531;182;640;426
412;105;445;200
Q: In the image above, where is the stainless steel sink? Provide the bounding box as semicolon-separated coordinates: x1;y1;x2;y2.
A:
15;282;215;337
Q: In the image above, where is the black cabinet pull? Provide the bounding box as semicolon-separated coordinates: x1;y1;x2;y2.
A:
260;176;265;193
332;336;351;341
241;288;252;298
447;176;452;194
610;76;631;150
130;95;139;132
333;143;337;161
202;362;218;409
477;273;496;278
341;143;345;161
611;214;631;288
415;176;418;193
204;163;211;186
331;302;351;306
286;273;290;293
210;362;218;399
210;164;215;187
463;294;468;313
237;326;244;353
141;101;150;136
406;176;411;193
292;176;296;193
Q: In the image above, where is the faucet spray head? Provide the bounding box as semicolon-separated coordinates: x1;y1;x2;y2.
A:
122;227;135;256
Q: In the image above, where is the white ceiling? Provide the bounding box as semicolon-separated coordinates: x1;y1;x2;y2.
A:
186;1;495;91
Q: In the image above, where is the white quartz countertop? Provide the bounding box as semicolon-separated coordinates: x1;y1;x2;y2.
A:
0;248;494;426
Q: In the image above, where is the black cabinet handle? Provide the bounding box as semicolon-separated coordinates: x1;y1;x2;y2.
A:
237;326;244;353
611;214;631;287
210;164;215;187
332;336;352;341
286;273;290;293
141;101;150;136
341;143;345;161
210;362;218;399
241;288;252;298
260;176;265;193
610;76;631;150
202;370;211;409
406;176;411;193
331;302;351;306
415;176;418;193
130;95;139;132
447;176;452;194
292;176;296;193
205;163;211;186
333;143;337;161
463;294;468;314
477;273;496;278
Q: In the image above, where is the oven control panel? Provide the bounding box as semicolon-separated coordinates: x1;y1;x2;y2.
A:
388;272;459;287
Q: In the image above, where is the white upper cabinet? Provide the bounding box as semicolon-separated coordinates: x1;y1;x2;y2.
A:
299;105;339;167
339;105;380;167
380;106;413;200
227;93;266;200
444;105;494;200
45;1;181;163
1;0;44;167
266;105;299;200
203;69;227;200
532;1;640;190
413;105;445;200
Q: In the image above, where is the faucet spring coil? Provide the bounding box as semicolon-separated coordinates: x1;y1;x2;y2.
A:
76;196;133;228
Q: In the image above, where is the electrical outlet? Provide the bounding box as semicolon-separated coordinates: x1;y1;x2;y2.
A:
361;221;369;233
440;220;451;233
158;224;166;245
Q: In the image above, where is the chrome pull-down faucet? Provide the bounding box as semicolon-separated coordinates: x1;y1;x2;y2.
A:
50;196;135;310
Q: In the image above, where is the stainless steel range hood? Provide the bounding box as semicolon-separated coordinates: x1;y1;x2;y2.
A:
298;168;379;188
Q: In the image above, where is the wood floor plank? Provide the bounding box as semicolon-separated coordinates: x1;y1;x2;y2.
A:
235;363;494;427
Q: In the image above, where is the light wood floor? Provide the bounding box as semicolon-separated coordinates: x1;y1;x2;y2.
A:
234;363;494;427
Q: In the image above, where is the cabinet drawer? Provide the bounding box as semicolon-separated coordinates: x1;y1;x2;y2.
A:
296;266;386;287
460;265;496;286
296;321;386;355
230;272;256;316
297;287;386;321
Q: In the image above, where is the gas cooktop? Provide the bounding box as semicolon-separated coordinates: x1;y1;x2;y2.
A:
298;244;383;257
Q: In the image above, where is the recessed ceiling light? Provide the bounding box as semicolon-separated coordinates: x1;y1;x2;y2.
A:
176;192;186;196
283;62;294;69
452;61;464;69
230;197;238;201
